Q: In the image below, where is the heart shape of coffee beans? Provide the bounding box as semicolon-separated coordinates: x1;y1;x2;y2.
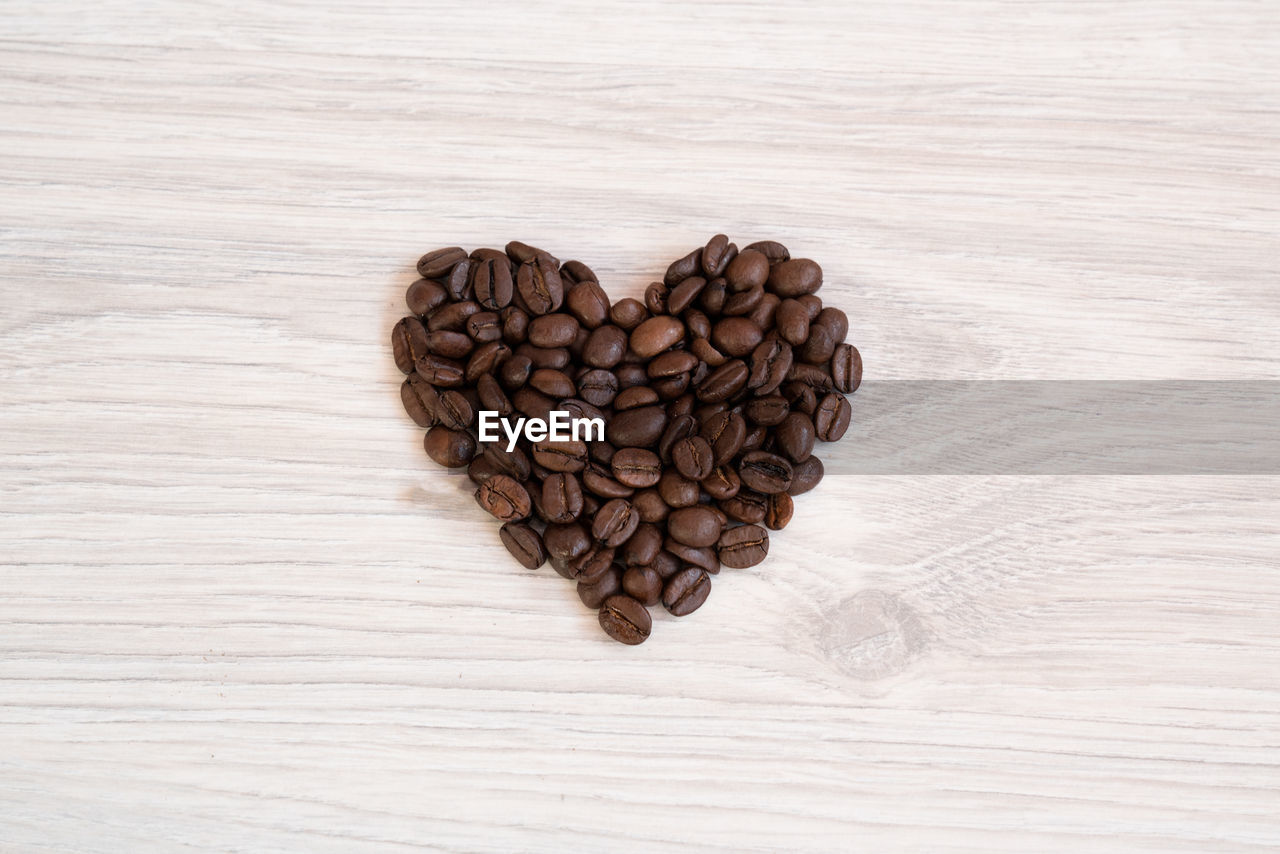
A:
392;235;861;645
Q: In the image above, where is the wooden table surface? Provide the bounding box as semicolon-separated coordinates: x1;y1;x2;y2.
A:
3;2;1279;851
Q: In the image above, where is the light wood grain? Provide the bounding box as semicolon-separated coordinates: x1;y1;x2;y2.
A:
2;1;1279;851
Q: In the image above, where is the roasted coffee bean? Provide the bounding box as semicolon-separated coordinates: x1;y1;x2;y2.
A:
696;359;749;403
815;306;848;342
671;436;714;481
743;240;790;264
417;246;468;278
416;353;465;387
702;465;741;501
644;282;670;315
483;443;532;482
423;329;473;359
650;549;681;579
632;489;669;523
582;462;634;499
701;410;747;465
711;317;763;357
443;259;472;301
577;566;622;609
503;240;553;265
666;506;721;548
657;469;700;508
615;363;649;389
630;316;685;358
797;293;823;320
720;489;768;524
499;353;533;390
473;258;514;309
543;522;591;569
527;313;579;349
560;259;597;284
577;368;619;407
513;387;555;422
724;248;769;291
814;392;852;441
699;277;727;315
464;341;511;383
428;300;481;332
798;323;837;364
664;247;702;286
516;255;564;315
435;389;474;430
476;373;512;417
610;297;648;330
532;439;588;472
499;522;545;570
739;450;794;494
568;542;615;582
620;522;663;567
501;306;529;344
592;498;639;547
517;343;570;370
400;374;440;427
764;493;793;530
667;275;708;315
542;472;584;524
583;325;628;368
747;338;793;395
392;316;429;374
622;565;663;607
612;447;662;488
721;284;764;317
718;524;769;568
407;278;449;316
424;425;475;468
465;311;503;343
775;412;815;463
701;234;733;277
598;594;651;644
566;280;611;329
744;395;789;426
529;368;576;399
475;475;531;523
690;337;727;367
607;405;667;448
767;258;822;297
648;350;699;378
656;413;697;464
560;398;606;425
787;455;824;496
775;298;810;345
662;568;711;616
831;343;862;393
665;541;720;575
615;385;660;410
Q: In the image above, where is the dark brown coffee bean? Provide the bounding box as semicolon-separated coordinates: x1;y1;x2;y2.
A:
474;474;531;522
577;369;619;407
666;506;721;548
711;317;763;358
749;292;781;330
786;362;835;392
423;329;473;359
718;524;769;568
531;439;588;473
483;443;532;482
632;488;669;523
560;398;606;424
435;389;474;430
662;567;711;616
764;493;793;531
529;368;576;399
560;259;597;284
650;373;689;400
747;338;793;395
664;247;702;286
501;306;529;344
724;248;769;291
592;498;639;547
656;413;696;464
476;374;512;417
815;306;848;342
582;325;628;368
775;412;815;463
743;240;790;264
701;234;732;277
721;284;765;317
787;455;824;495
565;280;610;329
568;542;615;583
648;350;698;379
701;411;747;465
517;343;570;370
473;258;514;309
424;425;475;468
630;316;685;358
598;594;651;644
427;300;481;332
671;436;714;481
527;313;579;349
392;316;429;374
784;381;817;416
620;523;663;567
690;337;727;367
615;363;649;389
611;448;662;488
443;259;472;301
744;395;789;426
767;258;822;297
666;275;707;314
582;462;634;499
464;311;502;343
607;405;667;448
813;392;852;441
577;567;622;609
515;256;564;315
499;522;545;570
695;359;749;403
406;278;449;316
699;277;727;315
502;240;551;265
657;469;700;508
798;323;837;364
664;541;720;575
464;341;511;383
417;246;468;278
512;386;556;431
621;565;663;606
831;343;862;393
644;282;669;315
543;522;590;569
615;386;660;410
609;297;648;330
542;472;584;524
400;374;439;427
415;353;465;388
499;353;533;390
797;293;823;320
650;549;681;578
738;450;794;494
697;464;735;500
720;489;768;524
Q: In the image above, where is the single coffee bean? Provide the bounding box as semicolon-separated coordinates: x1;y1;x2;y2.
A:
747;338;793;395
532;439;588;473
598;594;651;645
701;410;747;465
743;240;790;264
648;350;699;378
767;258;822;297
501;306;529;344
656;413;697;464
499;353;533;390
582;324;628;368
612;447;662;488
702;465;741;501
527;313;579;349
560;259;597;284
577;368;619;407
787;455;824;496
473;257;515;309
620;522;663;567
424;425;475;468
775;411;815;463
592;498;640;547
517;343;570;370
664;247;702;286
427;300;480;332
465;311;503;343
813;391;852;441
711;317;763;358
666;506;721;548
785;381;818;416
400;374;439;427
582;462;635;499
542;472;584;524
516;255;564;315
443;259;472;301
566;280;611;329
529;368;576;399
744;395;789;426
609;297;648;330
775;298;809;345
464;341;511;383
721;284;765;317
644;282;670;315
650;549;681;578
568;542;615;583
503;240;554;265
615;385;661;411
671;436;714;481
622;565;663;607
615;363;649;389
798;323;837;365
607;405;668;448
690;337;727;367
724;248;769;291
406;278;449;316
543;522;591;569
632;489;669;523
831;343;862;393
701;234;733;277
662;567;711;616
475;475;531;522
666;275;707;314
416;353;465;388
416;246;468;278
695;359;749;403
797;293;823;320
720;489;768;524
665;541;720;575
392;316;429;374
815;306;848;342
476;373;513;417
512;386;555;422
499;522;546;570
630;315;685;358
699;277;727;315
423;329;473;359
717;524;769;568
577;566;622;609
738;450;794;494
484;443;532;482
764;493;794;530
435;389;474;430
560;398;606;425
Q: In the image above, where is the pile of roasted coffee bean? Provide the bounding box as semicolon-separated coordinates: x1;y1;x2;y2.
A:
393;235;860;645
